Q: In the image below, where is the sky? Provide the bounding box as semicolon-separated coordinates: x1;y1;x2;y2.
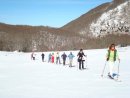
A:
0;0;112;27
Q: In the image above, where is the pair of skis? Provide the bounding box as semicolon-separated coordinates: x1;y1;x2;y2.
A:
101;74;122;82
101;61;122;82
107;74;122;82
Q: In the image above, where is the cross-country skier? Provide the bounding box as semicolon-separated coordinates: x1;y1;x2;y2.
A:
31;52;35;60
51;53;55;63
68;52;75;67
77;49;86;70
41;53;45;62
106;44;120;79
48;53;52;63
61;52;67;65
56;52;61;64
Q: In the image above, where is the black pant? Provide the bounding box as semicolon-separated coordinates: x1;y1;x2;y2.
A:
63;59;66;65
42;57;44;62
79;60;84;69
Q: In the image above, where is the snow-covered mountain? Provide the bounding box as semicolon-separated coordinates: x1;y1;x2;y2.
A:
63;0;130;37
90;1;130;37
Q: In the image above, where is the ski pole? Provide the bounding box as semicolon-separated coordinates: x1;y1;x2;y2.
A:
101;61;107;77
85;56;87;69
117;60;120;78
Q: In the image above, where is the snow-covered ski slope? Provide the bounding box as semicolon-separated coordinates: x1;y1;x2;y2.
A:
0;46;130;98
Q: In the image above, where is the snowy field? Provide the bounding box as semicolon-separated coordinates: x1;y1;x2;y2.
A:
0;47;130;98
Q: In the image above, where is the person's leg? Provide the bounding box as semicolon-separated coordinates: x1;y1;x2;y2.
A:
82;61;84;69
64;59;66;65
79;61;81;69
69;59;72;67
58;57;60;64
108;61;114;77
49;57;51;62
42;57;44;62
63;59;65;65
48;57;50;62
112;62;118;78
113;63;117;74
52;57;54;63
33;57;35;60
71;59;73;66
59;58;61;64
56;57;58;64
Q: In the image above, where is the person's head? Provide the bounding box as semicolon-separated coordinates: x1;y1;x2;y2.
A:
109;44;115;50
80;49;83;52
70;52;72;54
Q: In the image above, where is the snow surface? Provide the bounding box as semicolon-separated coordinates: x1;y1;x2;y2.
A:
0;47;130;98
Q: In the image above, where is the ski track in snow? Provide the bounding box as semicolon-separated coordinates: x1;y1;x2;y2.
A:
0;47;130;98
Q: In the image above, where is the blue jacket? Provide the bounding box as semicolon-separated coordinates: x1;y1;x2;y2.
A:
68;53;75;59
48;53;52;59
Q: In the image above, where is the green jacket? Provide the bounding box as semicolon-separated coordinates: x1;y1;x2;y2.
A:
107;50;119;62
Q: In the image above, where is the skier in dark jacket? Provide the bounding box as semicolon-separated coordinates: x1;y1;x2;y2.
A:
61;52;67;65
77;49;86;70
41;53;45;62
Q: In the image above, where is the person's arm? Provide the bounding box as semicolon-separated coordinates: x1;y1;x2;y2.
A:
73;54;75;57
68;54;70;57
85;54;87;58
66;54;67;58
106;50;109;61
83;52;86;57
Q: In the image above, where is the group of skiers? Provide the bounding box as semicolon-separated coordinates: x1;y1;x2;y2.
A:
31;43;121;80
48;52;75;67
31;50;87;69
47;50;88;69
